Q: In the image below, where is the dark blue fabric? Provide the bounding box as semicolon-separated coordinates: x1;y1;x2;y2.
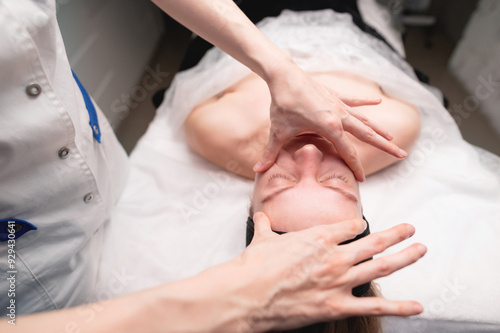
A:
72;71;102;143
0;218;37;242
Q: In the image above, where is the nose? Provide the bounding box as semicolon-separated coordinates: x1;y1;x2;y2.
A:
292;144;324;176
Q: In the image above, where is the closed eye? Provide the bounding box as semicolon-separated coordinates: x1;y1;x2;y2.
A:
321;174;349;183
268;173;294;182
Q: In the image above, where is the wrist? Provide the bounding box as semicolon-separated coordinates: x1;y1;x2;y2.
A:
260;56;309;101
257;50;297;85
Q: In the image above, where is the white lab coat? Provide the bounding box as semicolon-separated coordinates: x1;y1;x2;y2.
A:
0;0;129;315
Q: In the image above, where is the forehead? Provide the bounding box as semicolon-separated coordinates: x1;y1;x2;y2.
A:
256;182;361;232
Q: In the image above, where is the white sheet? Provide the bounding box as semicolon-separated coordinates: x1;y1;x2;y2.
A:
358;0;406;56
97;9;500;325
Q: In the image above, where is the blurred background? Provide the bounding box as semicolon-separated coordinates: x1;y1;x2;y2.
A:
57;0;500;156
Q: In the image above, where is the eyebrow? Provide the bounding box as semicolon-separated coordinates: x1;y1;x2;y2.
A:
261;185;359;205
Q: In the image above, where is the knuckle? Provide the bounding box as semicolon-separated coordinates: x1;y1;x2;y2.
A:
334;252;354;269
342;145;359;166
371;235;387;253
364;128;377;140
357;114;368;123
353;218;366;234
377;258;392;276
357;217;366;228
325;118;344;133
371;298;384;315
326;299;343;318
313;231;334;249
348;220;362;237
325;294;352;318
346;146;358;161
343;270;358;285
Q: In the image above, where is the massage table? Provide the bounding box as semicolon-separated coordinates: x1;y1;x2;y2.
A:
97;3;500;331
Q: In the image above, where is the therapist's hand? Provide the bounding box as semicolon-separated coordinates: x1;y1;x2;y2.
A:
5;213;425;333
254;62;407;181
233;212;426;332
154;0;403;181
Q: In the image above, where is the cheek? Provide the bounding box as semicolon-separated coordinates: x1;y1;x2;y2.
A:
260;196;362;232
258;204;292;232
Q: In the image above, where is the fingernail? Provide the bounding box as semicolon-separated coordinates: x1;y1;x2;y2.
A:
253;162;263;172
417;244;427;255
387;131;393;140
357;169;366;182
405;224;415;237
413;303;424;313
399;149;407;158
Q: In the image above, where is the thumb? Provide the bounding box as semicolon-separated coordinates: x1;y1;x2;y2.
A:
253;133;284;173
252;212;274;240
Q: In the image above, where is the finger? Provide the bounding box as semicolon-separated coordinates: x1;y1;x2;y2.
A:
315;111;366;181
342;115;407;159
252;212;276;240
338;95;382;107
340;224;416;264
347;243;427;287
311;218;367;246
253;131;285;173
326;130;366;182
347;108;393;141
342;298;424;317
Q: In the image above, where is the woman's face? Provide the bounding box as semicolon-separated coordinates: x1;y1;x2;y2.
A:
252;134;362;232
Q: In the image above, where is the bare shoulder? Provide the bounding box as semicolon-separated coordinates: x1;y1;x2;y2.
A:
184;74;270;179
184;70;421;178
350;94;421;176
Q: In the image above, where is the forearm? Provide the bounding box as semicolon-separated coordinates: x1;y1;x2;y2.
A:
1;289;157;333
2;261;254;333
1;218;424;332
151;0;296;82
